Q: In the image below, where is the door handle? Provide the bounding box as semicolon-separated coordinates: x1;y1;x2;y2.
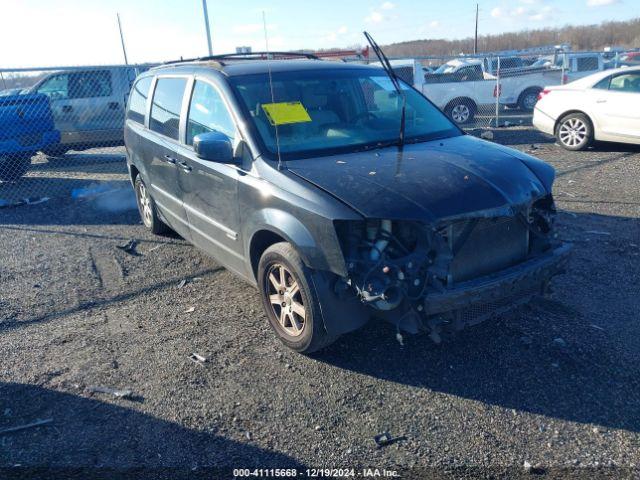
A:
61;105;73;113
179;161;192;173
163;154;177;165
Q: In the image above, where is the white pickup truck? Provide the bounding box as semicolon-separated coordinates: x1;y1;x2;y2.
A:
387;59;563;125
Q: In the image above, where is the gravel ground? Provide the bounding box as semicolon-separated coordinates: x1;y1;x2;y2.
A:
0;129;639;479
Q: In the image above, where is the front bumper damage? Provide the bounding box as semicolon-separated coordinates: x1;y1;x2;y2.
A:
420;243;571;342
333;195;573;342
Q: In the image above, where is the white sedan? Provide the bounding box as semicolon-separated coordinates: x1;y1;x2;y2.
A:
533;66;640;150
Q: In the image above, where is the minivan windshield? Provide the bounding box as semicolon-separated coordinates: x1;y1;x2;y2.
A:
229;68;461;159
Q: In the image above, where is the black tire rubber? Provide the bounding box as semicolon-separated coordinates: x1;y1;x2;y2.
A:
518;87;542;111
42;146;69;157
0;154;32;182
134;175;169;235
258;242;338;354
555;112;594;151
444;99;476;125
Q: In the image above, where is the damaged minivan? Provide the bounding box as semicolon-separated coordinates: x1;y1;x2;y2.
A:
124;51;570;353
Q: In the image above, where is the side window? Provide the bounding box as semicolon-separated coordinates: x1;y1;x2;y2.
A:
126;76;152;124
68;71;112;99
577;57;599;72
593;76;611;90
609;73;640;93
150;77;187;141
186;80;235;145
37;74;69;100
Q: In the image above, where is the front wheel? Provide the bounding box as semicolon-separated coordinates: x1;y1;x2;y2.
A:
0;154;32;182
258;242;337;353
556;113;593;151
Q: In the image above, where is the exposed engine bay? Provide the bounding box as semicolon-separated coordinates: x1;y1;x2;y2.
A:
335;195;566;342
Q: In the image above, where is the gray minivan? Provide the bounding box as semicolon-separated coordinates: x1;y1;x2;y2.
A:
124;54;570;353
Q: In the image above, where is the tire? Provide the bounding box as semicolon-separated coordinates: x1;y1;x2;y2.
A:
518;87;541;112
258;242;337;353
0;154;32;182
555;113;593;151
134;175;169;234
42;146;68;157
445;99;476;125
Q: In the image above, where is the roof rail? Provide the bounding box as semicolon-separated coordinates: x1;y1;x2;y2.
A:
160;51;320;67
207;52;321;61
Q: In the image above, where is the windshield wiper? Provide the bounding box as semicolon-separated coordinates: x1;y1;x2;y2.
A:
363;31;407;152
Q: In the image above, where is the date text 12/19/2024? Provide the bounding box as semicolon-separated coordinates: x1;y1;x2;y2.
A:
233;468;400;478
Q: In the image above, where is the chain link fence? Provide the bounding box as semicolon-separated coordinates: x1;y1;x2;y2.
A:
383;49;639;129
0;64;153;207
1;49;638;207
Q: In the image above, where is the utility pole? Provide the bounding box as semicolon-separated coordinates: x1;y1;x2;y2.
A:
202;0;213;56
474;3;479;55
117;13;129;65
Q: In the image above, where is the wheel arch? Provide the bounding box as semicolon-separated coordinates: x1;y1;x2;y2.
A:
245;208;326;283
445;96;478;113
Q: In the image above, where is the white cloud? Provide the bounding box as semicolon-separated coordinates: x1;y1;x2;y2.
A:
587;0;618;6
381;1;396;9
365;11;385;23
429;20;441;28
491;3;554;21
325;26;349;42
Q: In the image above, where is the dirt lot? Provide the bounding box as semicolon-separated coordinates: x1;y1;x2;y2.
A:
1;129;639;479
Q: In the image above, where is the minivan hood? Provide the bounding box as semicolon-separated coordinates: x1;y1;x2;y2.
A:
286;135;554;223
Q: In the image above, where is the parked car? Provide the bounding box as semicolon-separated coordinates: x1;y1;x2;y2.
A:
27;66;148;156
390;59;562;124
125;55;570;353
0;92;60;182
533;66;640;150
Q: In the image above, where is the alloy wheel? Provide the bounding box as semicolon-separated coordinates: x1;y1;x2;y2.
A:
137;181;153;227
558;118;588;148
451;104;470;123
265;263;306;337
523;93;538;110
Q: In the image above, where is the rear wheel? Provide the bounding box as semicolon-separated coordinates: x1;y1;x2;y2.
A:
258;242;337;353
445;100;476;125
518;87;541;111
134;175;169;234
556;113;593;151
0;154;32;182
42;146;69;158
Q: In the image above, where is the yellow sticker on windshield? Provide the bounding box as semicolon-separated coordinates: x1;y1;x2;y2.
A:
262;101;312;126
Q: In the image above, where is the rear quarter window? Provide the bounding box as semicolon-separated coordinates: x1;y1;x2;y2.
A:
150;77;188;141
69;70;112;98
127;76;152;124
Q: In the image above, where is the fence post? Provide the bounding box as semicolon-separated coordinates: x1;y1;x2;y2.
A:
495;56;500;128
561;52;566;85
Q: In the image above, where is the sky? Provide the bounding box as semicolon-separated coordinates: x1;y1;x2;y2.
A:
0;0;635;68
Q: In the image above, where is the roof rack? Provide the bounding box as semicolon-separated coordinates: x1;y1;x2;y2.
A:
160;51;320;67
207;51;321;61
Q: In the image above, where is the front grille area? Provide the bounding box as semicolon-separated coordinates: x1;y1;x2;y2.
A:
460;284;541;326
449;217;529;283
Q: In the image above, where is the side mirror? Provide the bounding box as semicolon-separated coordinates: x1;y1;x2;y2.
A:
193;131;234;163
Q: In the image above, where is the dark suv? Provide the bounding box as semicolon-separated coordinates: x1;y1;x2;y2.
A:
124;54;570;353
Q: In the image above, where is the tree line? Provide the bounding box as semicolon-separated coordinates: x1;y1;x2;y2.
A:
382;17;640;57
